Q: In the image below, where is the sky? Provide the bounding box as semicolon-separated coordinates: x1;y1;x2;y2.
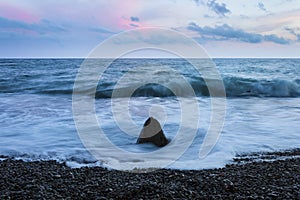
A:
0;0;300;58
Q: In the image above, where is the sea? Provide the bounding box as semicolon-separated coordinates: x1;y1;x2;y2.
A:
0;58;299;170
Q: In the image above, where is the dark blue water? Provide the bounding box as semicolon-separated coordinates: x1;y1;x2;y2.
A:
0;58;299;169
1;58;299;97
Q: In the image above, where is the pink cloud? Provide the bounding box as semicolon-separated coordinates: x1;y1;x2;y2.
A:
0;1;146;32
0;3;39;23
82;0;146;31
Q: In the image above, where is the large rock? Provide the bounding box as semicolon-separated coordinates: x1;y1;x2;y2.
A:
136;117;169;147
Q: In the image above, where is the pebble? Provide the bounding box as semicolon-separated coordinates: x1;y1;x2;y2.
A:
0;148;299;199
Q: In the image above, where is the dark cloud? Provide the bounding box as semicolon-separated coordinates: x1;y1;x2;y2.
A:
207;0;231;17
263;34;289;44
192;0;231;17
130;23;139;27
0;17;26;29
193;0;205;5
188;23;262;43
130;16;140;22
188;22;291;44
0;17;66;35
258;2;268;12
285;27;300;42
39;19;67;33
204;14;214;18
89;27;114;34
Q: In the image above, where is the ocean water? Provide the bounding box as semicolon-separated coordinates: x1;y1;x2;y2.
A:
0;58;299;170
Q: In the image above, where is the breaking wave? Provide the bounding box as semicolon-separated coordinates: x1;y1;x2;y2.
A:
1;76;299;98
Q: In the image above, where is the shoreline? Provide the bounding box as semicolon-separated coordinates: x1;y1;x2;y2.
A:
1;149;299;199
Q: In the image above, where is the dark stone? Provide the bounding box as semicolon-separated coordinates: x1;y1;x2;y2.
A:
136;117;169;147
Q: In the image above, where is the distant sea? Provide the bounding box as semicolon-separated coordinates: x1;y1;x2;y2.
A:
0;58;299;169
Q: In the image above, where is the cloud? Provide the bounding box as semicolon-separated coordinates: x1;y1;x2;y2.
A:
89;27;114;34
207;0;231;17
188;23;262;43
38;19;66;33
285;27;300;42
130;23;139;27
0;17;66;36
258;2;268;12
240;15;250;19
188;22;291;44
193;0;205;5
192;0;230;17
0;16;27;29
204;14;214;18
130;16;140;22
0;3;39;23
263;34;289;44
0;17;108;57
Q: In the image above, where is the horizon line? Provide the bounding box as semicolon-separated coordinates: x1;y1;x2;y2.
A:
1;57;300;59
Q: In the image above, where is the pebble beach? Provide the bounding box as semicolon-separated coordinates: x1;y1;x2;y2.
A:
1;149;299;199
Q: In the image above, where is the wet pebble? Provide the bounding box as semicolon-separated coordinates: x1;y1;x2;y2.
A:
0;149;299;199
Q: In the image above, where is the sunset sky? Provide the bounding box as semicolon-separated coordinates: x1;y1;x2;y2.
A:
1;0;300;58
